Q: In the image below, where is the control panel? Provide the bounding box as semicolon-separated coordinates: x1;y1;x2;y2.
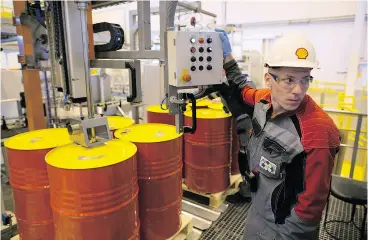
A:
167;31;223;87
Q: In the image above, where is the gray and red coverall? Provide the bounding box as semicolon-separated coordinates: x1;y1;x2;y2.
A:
217;59;341;240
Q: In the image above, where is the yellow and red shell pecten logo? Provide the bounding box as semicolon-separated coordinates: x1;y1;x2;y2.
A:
295;48;308;59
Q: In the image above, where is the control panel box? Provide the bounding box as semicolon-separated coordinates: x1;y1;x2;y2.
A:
167;31;224;87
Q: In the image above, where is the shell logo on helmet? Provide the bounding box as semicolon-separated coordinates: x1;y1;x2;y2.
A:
295;48;309;59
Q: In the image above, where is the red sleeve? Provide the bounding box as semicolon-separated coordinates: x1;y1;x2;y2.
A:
241;85;270;106
293;148;337;222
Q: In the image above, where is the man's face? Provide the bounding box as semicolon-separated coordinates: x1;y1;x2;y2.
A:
265;67;312;114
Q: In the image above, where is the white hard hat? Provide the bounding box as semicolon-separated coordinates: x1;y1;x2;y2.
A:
264;33;319;69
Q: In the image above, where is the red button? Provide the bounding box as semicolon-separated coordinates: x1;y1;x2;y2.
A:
182;74;191;82
199;38;204;43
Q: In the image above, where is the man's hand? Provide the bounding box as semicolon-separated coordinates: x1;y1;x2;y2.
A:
215;29;232;57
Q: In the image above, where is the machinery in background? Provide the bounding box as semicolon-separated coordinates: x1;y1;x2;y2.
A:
238;50;264;88
12;0;220;148
93;1;220;135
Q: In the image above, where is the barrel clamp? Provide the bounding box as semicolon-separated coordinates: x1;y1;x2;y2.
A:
169;92;197;134
67;117;112;148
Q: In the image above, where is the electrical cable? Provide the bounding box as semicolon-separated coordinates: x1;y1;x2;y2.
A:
160;95;168;110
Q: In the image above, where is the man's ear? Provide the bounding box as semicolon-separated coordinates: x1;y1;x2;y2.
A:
264;72;271;88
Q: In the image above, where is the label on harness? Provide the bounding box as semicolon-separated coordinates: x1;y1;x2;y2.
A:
259;156;276;175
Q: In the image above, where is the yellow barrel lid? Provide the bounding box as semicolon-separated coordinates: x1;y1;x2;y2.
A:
208;102;224;110
187;98;211;107
107;116;134;130
114;123;182;143
184;108;231;119
4;128;71;150
146;104;191;114
146;104;169;113
45;140;137;170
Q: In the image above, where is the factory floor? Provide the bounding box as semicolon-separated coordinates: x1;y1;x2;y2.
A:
198;196;367;240
2;177;366;240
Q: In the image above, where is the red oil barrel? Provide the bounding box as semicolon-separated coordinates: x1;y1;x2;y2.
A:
107;116;134;138
208;103;240;175
115;124;182;240
146;105;175;125
146;105;190;178
184;108;232;193
46;140;139;240
4;128;71;240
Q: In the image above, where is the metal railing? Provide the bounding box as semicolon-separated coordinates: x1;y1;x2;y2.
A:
324;109;367;179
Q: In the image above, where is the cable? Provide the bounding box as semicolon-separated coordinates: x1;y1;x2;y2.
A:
160;95;168;110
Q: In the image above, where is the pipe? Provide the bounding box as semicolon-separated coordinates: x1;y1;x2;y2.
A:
76;1;94;120
238;14;367;28
167;1;178;30
0;37;18;43
44;5;59;124
177;1;217;18
43;72;53;127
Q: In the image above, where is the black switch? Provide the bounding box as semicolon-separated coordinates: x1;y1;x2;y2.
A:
207;47;212;53
207;65;212;70
199;47;204;53
199;65;204;71
199;56;204;62
207;38;212;43
191;56;196;62
191;66;196;71
207;56;212;62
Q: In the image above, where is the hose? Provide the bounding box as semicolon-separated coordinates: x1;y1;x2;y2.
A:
160;95;168;110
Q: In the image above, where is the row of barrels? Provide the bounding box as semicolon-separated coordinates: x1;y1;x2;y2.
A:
5;117;182;240
5;98;239;240
147;100;240;192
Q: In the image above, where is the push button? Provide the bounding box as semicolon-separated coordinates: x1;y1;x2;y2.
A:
182;74;191;82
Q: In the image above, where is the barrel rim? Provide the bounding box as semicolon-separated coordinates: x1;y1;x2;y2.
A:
184;108;232;119
146;104;170;114
4;128;71;150
45;139;137;170
208;102;225;111
107;116;134;130
187;98;211;107
114;123;182;143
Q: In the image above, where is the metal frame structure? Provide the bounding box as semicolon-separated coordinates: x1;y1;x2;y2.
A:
90;59;143;123
127;1;216;53
95;0;217;133
324;109;367;179
12;1;47;130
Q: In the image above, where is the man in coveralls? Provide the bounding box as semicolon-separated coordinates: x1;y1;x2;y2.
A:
214;30;341;239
